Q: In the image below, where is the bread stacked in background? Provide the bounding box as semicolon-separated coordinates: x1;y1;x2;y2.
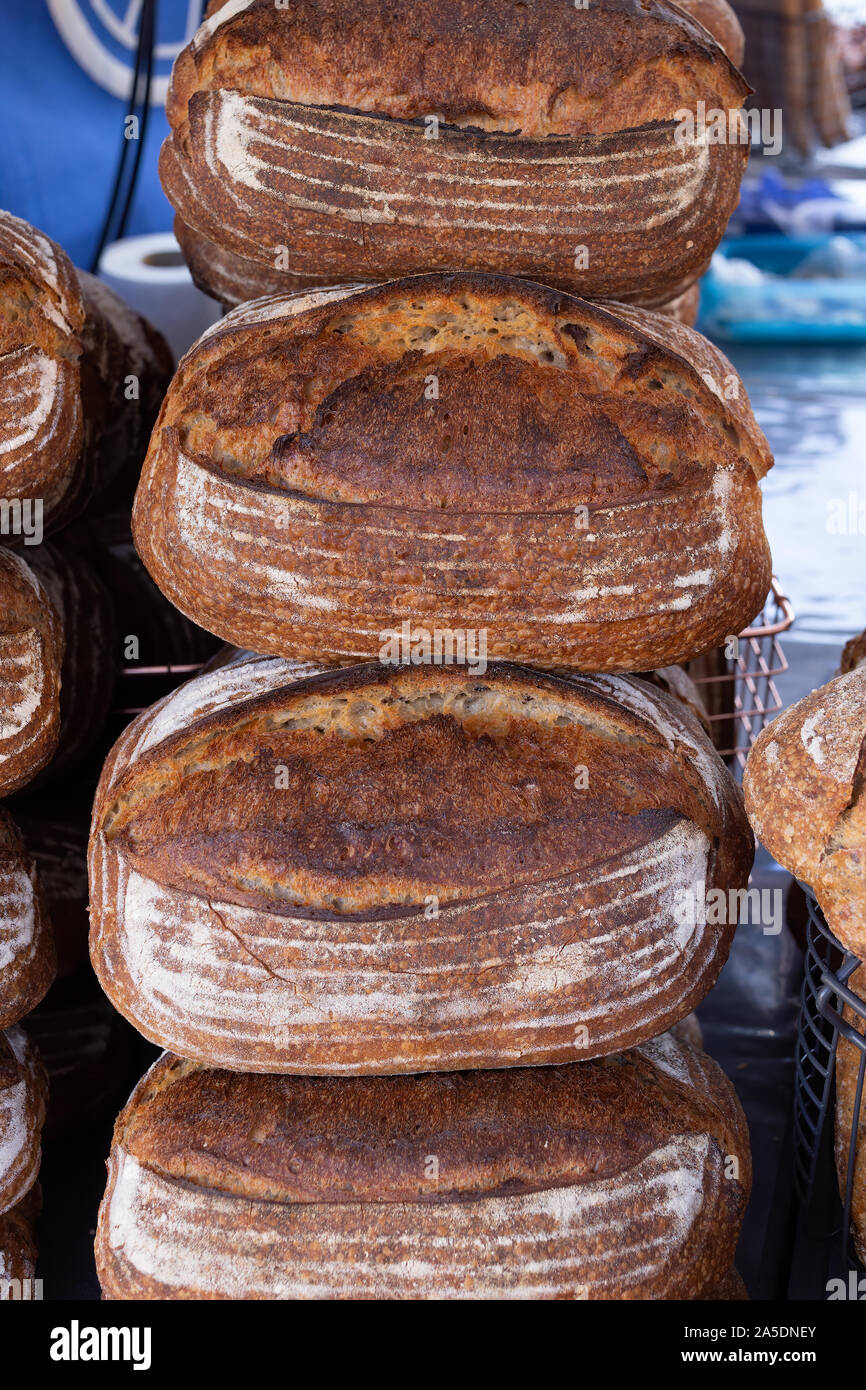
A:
84;0;771;1298
0;211;177;1282
745;654;866;1267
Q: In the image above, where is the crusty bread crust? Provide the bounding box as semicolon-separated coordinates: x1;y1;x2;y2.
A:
841;625;866;674
96;1034;751;1299
163;0;750;306
0;549;63;796
0;808;56;1030
88;654;752;1074
133;273;772;672
0;1027;47;1216
0;211;172;532
744;668;866;957
0;1186;39;1284
671;0;745;67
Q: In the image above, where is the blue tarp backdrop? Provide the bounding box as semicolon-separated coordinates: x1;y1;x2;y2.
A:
0;1;203;266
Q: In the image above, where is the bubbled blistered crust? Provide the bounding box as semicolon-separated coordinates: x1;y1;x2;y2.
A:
0;1027;47;1216
89;655;753;1074
0;549;63;797
0;807;56;1030
744;668;866;958
95;1035;751;1299
161;0;750;306
133;273;773;672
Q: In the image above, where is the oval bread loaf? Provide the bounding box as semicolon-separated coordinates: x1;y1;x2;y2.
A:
133;273;773;671
743;667;866;957
0;549;63;796
0;1026;47;1216
0;211;172;533
88;654;753;1074
164;0;750;307
96;1032;751;1300
0;807;56;1030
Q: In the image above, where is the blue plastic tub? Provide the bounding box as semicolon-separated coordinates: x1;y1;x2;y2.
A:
698;234;866;343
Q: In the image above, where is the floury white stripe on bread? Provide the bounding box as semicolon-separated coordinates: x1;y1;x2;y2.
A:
0;1028;42;1215
90;821;711;1072
100;1135;714;1299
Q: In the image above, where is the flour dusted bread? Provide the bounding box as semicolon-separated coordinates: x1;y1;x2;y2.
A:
0;549;62;796
743;667;866;957
0;1184;39;1285
0;1026;46;1216
0;210;171;531
163;0;749;308
89;654;752;1074
96;1032;751;1300
0;807;55;1030
133;274;772;672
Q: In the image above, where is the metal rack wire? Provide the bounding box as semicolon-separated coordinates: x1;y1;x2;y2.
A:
794;886;866;1268
689;576;794;767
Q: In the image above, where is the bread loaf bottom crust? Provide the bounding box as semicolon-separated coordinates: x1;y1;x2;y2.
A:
96;1037;751;1300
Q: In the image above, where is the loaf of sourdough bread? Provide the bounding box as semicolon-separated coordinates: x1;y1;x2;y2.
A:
162;0;750;308
0;548;63;795
744;667;866;958
0;1184;39;1286
133;273;773;672
0;210;172;533
96;1032;751;1300
0;1026;46;1216
89;654;753;1074
0;807;55;1030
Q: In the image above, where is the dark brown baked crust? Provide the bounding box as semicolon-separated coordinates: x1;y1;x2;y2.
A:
0;549;63;796
96;1034;751;1299
0;1187;39;1284
23;541;117;782
0;808;56;1030
0;212;172;532
841;625;866;674
133;273;773;671
89;654;753;1074
163;0;750;306
743;668;866;957
835;966;866;1266
672;0;745;67
0;1026;47;1216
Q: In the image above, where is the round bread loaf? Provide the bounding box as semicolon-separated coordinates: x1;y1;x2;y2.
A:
743;668;866;957
96;1031;751;1300
0;1185;39;1287
0;1026;47;1216
0;549;63;796
0;808;55;1030
133;273;773;672
841;625;866;674
89;654;753;1074
0;211;172;533
163;0;750;308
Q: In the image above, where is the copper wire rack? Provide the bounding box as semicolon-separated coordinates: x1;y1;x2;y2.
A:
112;580;794;750
689;576;794;770
794;887;866;1268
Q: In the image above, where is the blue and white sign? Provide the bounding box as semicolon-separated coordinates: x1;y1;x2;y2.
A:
47;0;203;104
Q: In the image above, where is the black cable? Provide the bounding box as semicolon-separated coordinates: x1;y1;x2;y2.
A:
88;0;159;272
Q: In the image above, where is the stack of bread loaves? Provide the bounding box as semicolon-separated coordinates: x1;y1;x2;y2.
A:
0;209;174;1281
90;0;770;1298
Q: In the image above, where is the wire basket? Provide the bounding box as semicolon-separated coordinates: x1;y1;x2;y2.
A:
688;576;794;769
793;886;866;1268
